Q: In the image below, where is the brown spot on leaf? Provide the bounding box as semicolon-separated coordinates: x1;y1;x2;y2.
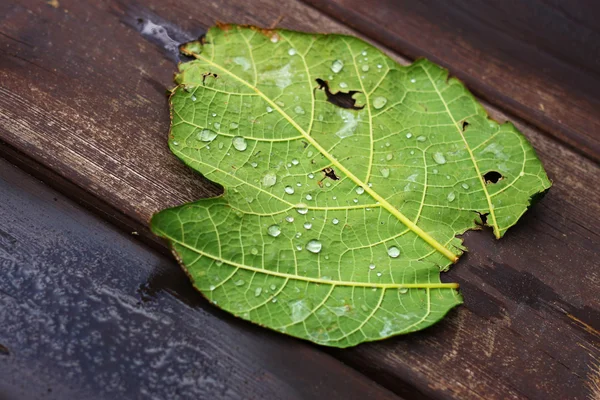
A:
318;167;340;187
323;167;340;180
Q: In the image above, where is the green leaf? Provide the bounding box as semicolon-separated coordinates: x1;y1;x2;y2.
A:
151;25;551;347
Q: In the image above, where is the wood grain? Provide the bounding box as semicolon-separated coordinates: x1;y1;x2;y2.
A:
303;0;600;164
0;157;400;400
0;0;598;399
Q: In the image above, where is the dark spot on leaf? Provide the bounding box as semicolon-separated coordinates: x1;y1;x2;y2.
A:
322;167;339;180
462;120;470;131
318;167;340;187
315;78;364;110
202;72;218;85
483;171;503;184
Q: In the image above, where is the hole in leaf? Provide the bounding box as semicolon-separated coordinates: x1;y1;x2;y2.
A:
318;167;340;187
202;72;218;85
323;167;340;180
483;171;503;184
462;120;470;131
475;211;489;226
315;78;364;110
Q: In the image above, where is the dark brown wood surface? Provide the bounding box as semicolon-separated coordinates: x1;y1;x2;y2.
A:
0;158;399;400
0;0;599;399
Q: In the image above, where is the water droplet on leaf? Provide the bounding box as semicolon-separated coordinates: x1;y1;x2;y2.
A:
433;152;446;164
306;239;322;253
387;246;401;258
267;225;281;237
331;60;344;73
262;172;277;187
232;136;248;151
373;96;387;109
198;129;217;142
284;186;295;195
296;205;308;215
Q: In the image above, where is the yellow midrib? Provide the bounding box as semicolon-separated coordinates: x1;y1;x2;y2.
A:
160;231;459;289
191;50;458;263
422;67;500;238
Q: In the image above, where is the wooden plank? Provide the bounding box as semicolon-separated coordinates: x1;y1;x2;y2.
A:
0;0;598;398
0;158;400;400
303;0;600;164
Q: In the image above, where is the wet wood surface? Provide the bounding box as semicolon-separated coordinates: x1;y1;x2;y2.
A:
0;158;399;400
0;0;598;399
